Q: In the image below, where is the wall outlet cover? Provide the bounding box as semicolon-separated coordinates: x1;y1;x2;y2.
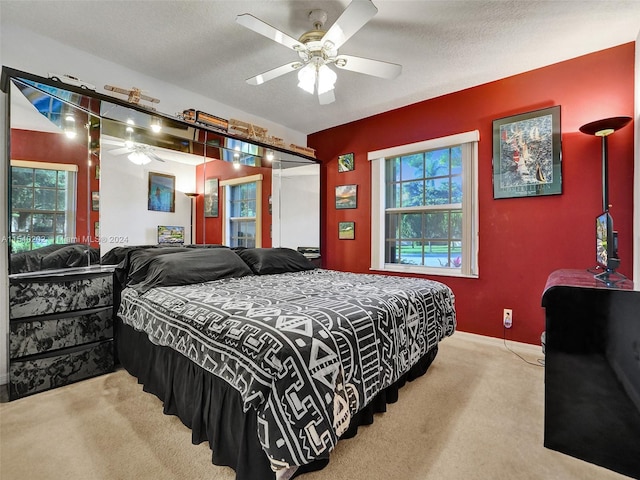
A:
503;308;513;328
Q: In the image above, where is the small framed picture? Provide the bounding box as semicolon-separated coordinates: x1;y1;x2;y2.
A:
335;184;357;209
338;221;355;240
338;152;355;172
91;191;99;211
148;172;176;212
94;221;100;239
204;178;219;217
95;164;100;180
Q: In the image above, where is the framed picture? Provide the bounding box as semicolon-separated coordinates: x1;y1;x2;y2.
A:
335;184;357;209
204;178;219;217
148;172;175;212
91;191;99;211
493;105;561;199
338;152;355;172
338;221;355;240
94;221;100;239
157;225;185;245
95;164;100;179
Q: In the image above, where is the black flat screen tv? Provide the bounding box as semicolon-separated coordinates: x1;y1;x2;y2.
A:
595;211;620;283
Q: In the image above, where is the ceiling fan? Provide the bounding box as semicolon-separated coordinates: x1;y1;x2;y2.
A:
236;0;402;105
102;137;165;165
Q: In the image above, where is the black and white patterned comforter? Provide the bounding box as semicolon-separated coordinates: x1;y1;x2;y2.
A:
118;269;456;474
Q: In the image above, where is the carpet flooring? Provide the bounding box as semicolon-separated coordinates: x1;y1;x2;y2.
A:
0;332;633;480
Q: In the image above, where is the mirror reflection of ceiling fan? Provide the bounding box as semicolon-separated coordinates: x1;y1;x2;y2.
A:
236;0;402;105
102;137;166;165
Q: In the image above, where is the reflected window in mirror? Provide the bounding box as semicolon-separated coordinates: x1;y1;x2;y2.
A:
10;161;77;252
221;174;263;248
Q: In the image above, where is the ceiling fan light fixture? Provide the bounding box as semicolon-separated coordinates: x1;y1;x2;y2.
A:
317;64;337;95
150;117;162;133
128;151;151;165
297;64;316;94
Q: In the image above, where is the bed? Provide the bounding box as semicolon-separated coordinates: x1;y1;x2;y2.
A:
114;246;456;479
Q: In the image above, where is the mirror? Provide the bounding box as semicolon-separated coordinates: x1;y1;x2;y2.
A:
4;67;320;275
8;77;100;274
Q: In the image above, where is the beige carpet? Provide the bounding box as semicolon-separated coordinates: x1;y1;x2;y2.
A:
0;332;632;480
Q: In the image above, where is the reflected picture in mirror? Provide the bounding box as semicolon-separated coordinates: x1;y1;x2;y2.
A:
204;178;219;217
148;172;175;212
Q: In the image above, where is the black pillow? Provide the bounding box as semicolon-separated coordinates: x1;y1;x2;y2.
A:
41;244;100;270
235;247;316;275
101;245;158;266
130;247;253;293
115;247;191;287
11;243;97;273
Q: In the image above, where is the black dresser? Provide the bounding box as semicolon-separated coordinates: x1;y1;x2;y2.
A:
8;266;115;400
542;269;640;478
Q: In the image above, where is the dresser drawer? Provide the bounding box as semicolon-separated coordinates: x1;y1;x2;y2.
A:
10;307;113;359
9;273;113;320
9;340;114;400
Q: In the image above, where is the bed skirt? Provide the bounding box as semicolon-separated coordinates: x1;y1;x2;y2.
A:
115;318;439;480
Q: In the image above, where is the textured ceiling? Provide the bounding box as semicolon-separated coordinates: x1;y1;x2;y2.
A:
2;0;639;135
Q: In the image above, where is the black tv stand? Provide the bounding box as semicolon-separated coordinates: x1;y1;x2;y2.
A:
542;269;640;478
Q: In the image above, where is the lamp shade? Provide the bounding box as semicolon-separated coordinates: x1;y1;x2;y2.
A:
579;116;631;136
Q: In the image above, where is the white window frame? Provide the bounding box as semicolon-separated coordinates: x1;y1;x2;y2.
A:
369;130;479;278
220;174;262;248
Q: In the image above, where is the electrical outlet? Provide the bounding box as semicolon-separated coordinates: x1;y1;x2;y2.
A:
503;309;513;328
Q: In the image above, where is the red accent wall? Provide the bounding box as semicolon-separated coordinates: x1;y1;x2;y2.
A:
10;129;95;246
308;43;636;345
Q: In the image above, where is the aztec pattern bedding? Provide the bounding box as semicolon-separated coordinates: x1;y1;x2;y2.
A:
118;268;456;475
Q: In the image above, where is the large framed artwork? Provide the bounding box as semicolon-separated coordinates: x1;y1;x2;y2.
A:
204;178;219;217
148;172;175;212
492;105;561;199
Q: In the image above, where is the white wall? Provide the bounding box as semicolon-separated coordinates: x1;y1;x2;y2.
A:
100;151;196;254
0;24;308;384
272;164;320;250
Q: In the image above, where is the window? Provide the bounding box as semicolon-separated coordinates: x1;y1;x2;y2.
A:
221;174;263;248
10;160;77;253
369;131;479;277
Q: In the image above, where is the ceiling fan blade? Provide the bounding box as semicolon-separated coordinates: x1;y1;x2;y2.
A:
101;138;124;147
322;0;378;50
236;14;305;51
318;88;336;105
109;147;130;156
334;54;402;79
246;61;302;86
147;151;166;163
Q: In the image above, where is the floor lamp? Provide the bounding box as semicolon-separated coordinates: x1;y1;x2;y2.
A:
579;116;632;212
184;192;199;244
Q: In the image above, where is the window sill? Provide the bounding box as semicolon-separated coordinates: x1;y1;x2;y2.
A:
370;264;478;279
